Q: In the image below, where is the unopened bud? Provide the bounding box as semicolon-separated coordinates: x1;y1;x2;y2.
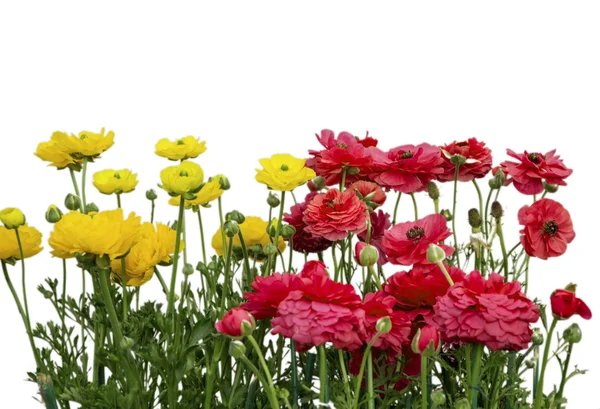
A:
281;224;296;239
489;169;506;189
120;336;135;350
226;210;245;224
224;221;240;238
309;176;326;191
263;243;278;256
455;397;470;409
544;182;558;193
182;263;194;276
358;244;379;267
427;181;440;200
491;201;503;219
250;244;263;256
563;323;582;344
241;318;255;336
440;209;452;221
146;189;158;201
64;193;81;211
468;208;482;231
196;262;209;276
229;340;246;358
431;390;446;406
211;174;230;190
525;359;536;369
532;330;544;346
427;244;446;264
85;202;99;214
267;193;280;208
45;205;63;224
375;316;392;334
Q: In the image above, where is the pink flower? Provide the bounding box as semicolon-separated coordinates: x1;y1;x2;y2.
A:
500;149;572;195
243;273;306;320
215;307;255;337
283;193;333;253
437;138;493;182
347;181;387;208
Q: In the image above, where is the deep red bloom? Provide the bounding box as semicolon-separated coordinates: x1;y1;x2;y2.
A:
357;210;392;265
271;271;363;350
283;193;333;253
434;271;540;351
306;129;374;186
381;213;454;266
438;138;493;182
550;289;592;320
348;181;387;208
303;188;368;241
243;273;306;320
411;324;440;354
384;263;465;322
370;143;444;193
500;149;572;195
298;260;330;281
518;198;575;260
215;307;255;337
357;131;379;148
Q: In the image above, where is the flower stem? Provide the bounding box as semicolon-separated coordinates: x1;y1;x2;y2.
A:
340;168;348;190
436;262;455;286
291;340;299;408
120;258;128;323
248;335;278;403
319;344;329;404
219;237;234;317
533;318;558;409
469;344;484;409
367;350;375;409
495;220;509;279
338;349;351;404
197;208;207;263
81;157;88;212
353;333;382;409
421;355;428;409
410;193;419;220
483;189;493;240
116;193;122;209
167;197;185;324
150;199;155;223
239;355;280;409
69;167;81;199
392;192;402;224
271;191;286;272
452;164;461;269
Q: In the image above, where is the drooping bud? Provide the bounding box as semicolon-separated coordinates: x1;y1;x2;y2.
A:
357;242;379;267
267;193;280;208
375;316;392;334
468;208;482;231
64;193;81;211
45;205;63;224
182;263;194;276
426;244;446;264
224;221;240;238
85;202;99;214
196;262;209;276
525;359;536;369
146;189;158;201
431;390;446;406
280;224;296;239
427;181;440;200
489;168;506;189
211;174;230;190
229;340;247;358
490;201;503;219
228;210;246;224
563;323;582;344
440;209;452;221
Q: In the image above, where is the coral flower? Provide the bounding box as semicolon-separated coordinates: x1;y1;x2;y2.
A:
0;225;43;260
518;198;575;260
500;149;572;195
159;161;204;195
243;273;306;320
381;213;453;266
211;216;285;259
283;193;333;253
347;181;387;208
93;169;138;195
255;153;316;191
437;138;493;182
155;136;207;161
434;271;540;351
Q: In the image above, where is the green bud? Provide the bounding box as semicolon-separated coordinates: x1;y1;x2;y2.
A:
215;175;231;190
229;340;246;358
64;193;81;211
563;323;582;344
491;201;503;219
170;220;179;231
120;336;135;350
250;244;263;256
525;359;536;369
544;181;558;193
278;388;290;400
267;222;278;237
85;202;99;214
311;176;326;190
454;397;470;409
226;210;245;224
427;244;446;264
431;390;446;406
488;177;501;189
182;263;194;276
359;244;379;267
196;262;209;276
224;221;240;238
493;169;506;187
96;254;111;270
468;208;482;230
241;317;256;336
440;209;452;221
75;252;95;267
281;224;296;239
45;205;63;224
375;316;392;334
532;330;544;346
263;243;278;256
346;167;360;175
267;193;280;208
427;181;440;200
146;189;158;201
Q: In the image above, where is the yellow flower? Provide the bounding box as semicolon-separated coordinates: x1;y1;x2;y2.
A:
211;216;285;259
34;132;80;169
255;154;316;191
0;208;26;229
0;225;43;260
49;209;141;260
56;128;115;158
93;169;139;195
168;176;224;208
160;161;204;195
155;136;207;161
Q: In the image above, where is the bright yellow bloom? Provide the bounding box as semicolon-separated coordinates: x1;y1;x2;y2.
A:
0;225;43;260
49;209;141;260
54;128;115;158
160;161;204;195
211;216;286;259
34;132;80;169
0;208;26;229
155;136;207;161
168;176;224;208
110;222;183;286
255;154;316;191
93;169;139;195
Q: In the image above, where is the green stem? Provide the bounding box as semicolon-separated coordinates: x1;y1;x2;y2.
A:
496;219;509;279
239;355;280;409
218;196;228;259
367;350;375;409
473;179;483;218
81;157;88;212
204;347;220;409
524;255;531;294
15;230;35;356
469;344;484;409
121;258;128;322
198;208;207;263
410;193;419;220
116;193;122;209
291;340;299;408
392;192;402;224
248;335;279;404
61;260;67;327
340;168;348;190
436;262;455;286
352;333;382;409
153;267;169;295
80;268;86;372
319;344;328;404
270;191;286;272
167;196;185;322
533;319;558;409
150;200;155;223
219;237;234;317
451;164;461;269
368;265;383;291
421;355;428;409
338;349;351;404
69;167;81;198
483;189;493;240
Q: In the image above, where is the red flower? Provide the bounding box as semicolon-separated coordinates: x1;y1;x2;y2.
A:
500;149;572;195
434;271;540;351
271;271;363;350
384;263;465;322
518;198;575;260
371;143;444;193
306;129;374;186
357;131;379;148
357;210;392;265
303;188;368;241
283;193;333;253
550;289;592;320
381;213;453;266
437;138;493;182
348;181;387;208
215;307;255;337
243;273;306;320
411;324;440;354
298;260;330;281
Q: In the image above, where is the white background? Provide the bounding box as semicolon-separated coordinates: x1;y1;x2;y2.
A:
1;1;599;407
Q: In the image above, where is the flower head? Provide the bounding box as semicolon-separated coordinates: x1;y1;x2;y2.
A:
347;181;387;208
283;193;333;253
168;176;225;208
0;208;26;229
0;225;43;260
518;198;575;260
550;288;592;320
215;307;256;338
211;216;285;259
437;138;492;182
93;169;138;195
51;129;115;159
155;136;206;161
159;161;204;195
243;273;306;320
500;149;572;195
35;133;81;169
255;153;316;191
411;324;440;354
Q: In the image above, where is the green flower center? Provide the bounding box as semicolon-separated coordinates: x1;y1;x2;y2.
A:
179;170;189;177
543;220;559;236
280;164;289;171
401;150;414;159
80;134;88;140
177;139;185;145
406;226;425;240
114;172;121;179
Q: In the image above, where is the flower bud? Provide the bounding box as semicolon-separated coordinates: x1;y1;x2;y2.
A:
278;388;290;400
532;330;544;346
411;324;440;355
250;244;263;256
309;176;326;191
563;323;582;344
241;319;255;336
64;193;81;211
440;209;452;221
267;193;280;208
454;397;470;409
426;244;446;264
146;189;158;201
45;205;63;224
224;221;240;238
468;208;482;231
375;316;392;334
0;207;26;229
182;263;194;276
120;336;135;350
85;202;99;214
263;243;278;256
491;201;503;219
357;243;379;267
196;262;209;276
226;210;245;224
488;178;501;189
489;169;506;189
229;340;247;358
280;224;296;239
170;220;179;231
431;390;446;406
212;174;230;190
525;359;536;369
427;181;440;200
544;182;558;193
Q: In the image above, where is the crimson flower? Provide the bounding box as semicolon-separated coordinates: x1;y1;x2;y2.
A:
381;213;453;266
283;192;333;253
550;288;592;320
215;307;255;337
243;273;306;320
434;271;540;351
500;149;572;195
298;260;330;281
411;324;440;354
437;138;493;182
303;188;368;241
518;198;575;260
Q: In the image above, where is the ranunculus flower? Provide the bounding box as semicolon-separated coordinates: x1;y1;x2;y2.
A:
34;132;81;169
370;143;444;193
255;153;316;191
159;161;204;196
357;210;392;265
550;288;592;320
347;181;387;208
518;198;575;260
211;216;285;259
169;175;225;208
381;214;453;266
500;149;572;195
0;225;43;260
93;169;138;195
411;324;440;354
243;273;306;320
0;208;26;229
215;307;255;337
303;188;368;241
52;128;115;159
155;136;207;161
384;263;465;322
434;271;540;351
437;138;493;182
306;129;374;186
283;193;333;253
298;260;330;281
271;271;363;350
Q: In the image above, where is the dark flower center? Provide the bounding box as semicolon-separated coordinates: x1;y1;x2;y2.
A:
337;142;348;149
543;220;559;236
406;226;425;240
528;152;545;164
401;150;414;159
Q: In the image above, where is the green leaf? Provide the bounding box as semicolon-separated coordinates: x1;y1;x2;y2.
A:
189;319;213;345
